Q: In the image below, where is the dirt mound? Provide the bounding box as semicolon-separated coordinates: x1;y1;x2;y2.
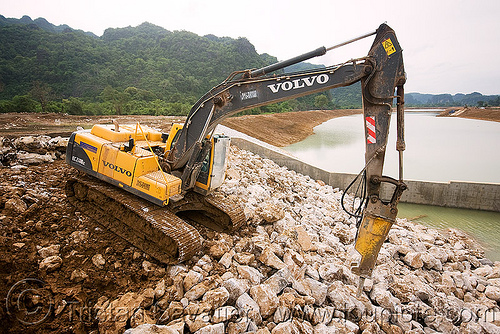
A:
0;160;176;332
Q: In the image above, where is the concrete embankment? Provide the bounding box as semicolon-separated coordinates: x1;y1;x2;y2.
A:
219;126;500;212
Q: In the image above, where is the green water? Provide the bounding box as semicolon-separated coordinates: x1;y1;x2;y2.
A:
398;203;500;261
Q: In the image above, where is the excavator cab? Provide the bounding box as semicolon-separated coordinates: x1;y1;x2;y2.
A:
194;134;230;194
165;124;231;195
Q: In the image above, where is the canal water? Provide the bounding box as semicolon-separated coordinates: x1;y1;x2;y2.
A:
285;111;500;261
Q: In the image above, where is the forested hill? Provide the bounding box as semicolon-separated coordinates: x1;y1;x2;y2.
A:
0;14;97;37
0;17;275;102
406;92;500;108
327;87;500;109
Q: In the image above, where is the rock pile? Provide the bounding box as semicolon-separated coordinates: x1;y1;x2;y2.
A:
105;146;499;333
0;135;68;167
2;135;499;334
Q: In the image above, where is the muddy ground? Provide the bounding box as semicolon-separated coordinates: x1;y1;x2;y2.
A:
0;113;185;138
1;161;149;333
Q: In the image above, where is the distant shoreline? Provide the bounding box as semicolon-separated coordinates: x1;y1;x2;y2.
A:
437;107;500;123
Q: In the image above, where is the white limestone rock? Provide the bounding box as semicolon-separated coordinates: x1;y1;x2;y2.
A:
223;278;250;304
249;284;279;318
202;287;230;310
235;293;262;325
237;265;264;285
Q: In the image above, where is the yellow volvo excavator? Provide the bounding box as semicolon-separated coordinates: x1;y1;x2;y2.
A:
65;23;407;280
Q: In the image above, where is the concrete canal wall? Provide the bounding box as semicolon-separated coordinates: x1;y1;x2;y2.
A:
221;126;500;212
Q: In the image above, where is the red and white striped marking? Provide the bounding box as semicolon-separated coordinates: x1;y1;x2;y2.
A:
366;116;376;144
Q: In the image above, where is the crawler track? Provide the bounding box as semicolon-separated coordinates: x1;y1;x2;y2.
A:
169;191;246;233
66;176;245;264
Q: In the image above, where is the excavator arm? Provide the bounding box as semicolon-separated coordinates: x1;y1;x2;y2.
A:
168;56;369;171
168;23;407;278
350;25;407;285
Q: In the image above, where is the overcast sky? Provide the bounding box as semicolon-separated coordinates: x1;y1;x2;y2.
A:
3;0;500;95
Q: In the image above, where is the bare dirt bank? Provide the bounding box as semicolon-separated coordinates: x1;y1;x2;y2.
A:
1;107;499;142
438;107;500;123
222;110;361;147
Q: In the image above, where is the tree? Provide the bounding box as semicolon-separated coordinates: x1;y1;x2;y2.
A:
29;81;54;113
490;96;500;106
100;86;129;115
63;97;85;115
314;94;329;110
124;87;156;101
8;95;38;113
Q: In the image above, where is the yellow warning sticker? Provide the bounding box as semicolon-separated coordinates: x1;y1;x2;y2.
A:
382;38;396;56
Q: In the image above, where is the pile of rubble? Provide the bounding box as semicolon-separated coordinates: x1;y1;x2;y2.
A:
2;136;500;334
0;135;68;167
